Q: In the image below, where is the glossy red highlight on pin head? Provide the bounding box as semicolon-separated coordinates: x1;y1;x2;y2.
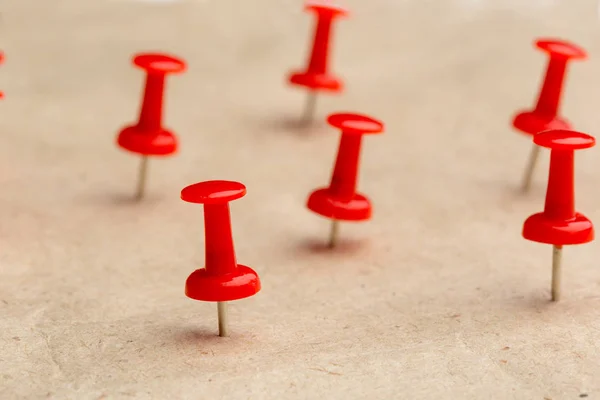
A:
306;0;347;15
117;53;187;156
522;129;595;246
534;129;594;150
536;39;587;59
327;113;384;134
288;1;348;93
182;180;261;303
307;112;384;221
512;39;586;136
181;180;246;204
185;266;260;302
133;54;186;74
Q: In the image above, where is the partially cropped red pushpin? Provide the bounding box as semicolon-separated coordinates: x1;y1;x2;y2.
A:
307;113;384;247
522;129;594;301
181;180;261;337
512;39;586;192
117;53;186;200
288;1;348;125
0;52;5;98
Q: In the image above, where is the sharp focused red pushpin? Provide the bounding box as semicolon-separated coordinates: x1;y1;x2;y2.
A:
522;129;594;301
181;180;261;337
512;39;586;192
288;1;348;125
117;53;186;200
307;113;384;247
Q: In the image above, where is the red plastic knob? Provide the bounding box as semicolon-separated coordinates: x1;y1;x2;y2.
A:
288;1;348;92
0;52;4;99
307;113;384;221
512;39;586;136
522;129;595;245
117;53;186;156
181;180;261;302
536;40;586;59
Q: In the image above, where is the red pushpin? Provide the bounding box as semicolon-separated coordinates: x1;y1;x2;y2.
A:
512;39;586;192
0;52;4;98
117;53;186;200
522;129;594;301
181;180;261;337
288;1;348;125
307;113;384;247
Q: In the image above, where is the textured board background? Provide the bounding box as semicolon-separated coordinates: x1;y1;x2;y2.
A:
2;0;600;399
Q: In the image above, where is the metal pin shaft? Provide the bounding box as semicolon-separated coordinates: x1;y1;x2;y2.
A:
135;155;149;201
328;219;339;248
301;91;317;126
551;245;562;302
217;301;229;337
521;144;540;193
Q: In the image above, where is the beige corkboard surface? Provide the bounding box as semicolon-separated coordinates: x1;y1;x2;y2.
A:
2;0;600;399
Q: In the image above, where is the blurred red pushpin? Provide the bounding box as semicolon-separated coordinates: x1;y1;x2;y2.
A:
0;52;4;98
117;53;186;200
307;113;384;247
288;1;348;125
512;39;586;192
181;180;261;337
522;129;594;301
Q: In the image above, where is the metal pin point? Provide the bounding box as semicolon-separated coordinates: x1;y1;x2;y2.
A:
135;156;148;200
301;91;318;126
521;144;540;192
551;245;562;302
217;301;229;337
328;219;339;248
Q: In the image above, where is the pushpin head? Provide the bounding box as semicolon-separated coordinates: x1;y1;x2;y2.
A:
535;39;587;60
133;53;186;74
522;129;595;245
185;266;260;302
289;70;343;92
307;189;372;221
181;180;261;302
523;212;593;245
512;111;571;136
181;180;246;204
327;112;384;134
305;0;347;16
117;127;178;156
533;129;595;150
